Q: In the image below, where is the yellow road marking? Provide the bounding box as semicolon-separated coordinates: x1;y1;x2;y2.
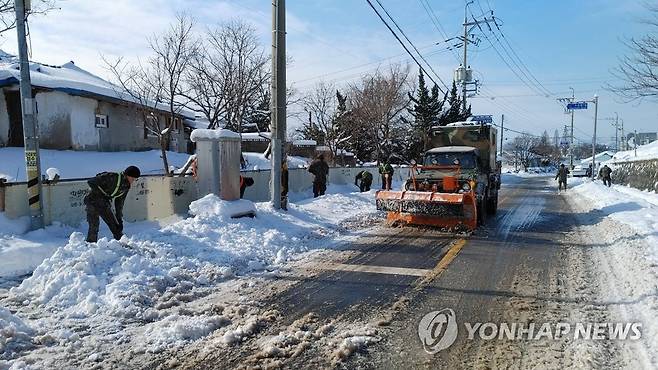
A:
319;263;431;277
415;238;467;288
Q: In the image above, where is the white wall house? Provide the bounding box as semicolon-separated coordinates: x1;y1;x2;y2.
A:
0;51;195;153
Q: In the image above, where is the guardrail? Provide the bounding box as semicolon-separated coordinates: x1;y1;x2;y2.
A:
1;166;411;226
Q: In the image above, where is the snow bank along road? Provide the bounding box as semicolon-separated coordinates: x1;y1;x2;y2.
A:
2;176;658;369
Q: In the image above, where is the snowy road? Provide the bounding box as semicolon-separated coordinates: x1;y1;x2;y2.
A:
3;176;657;369
172;176;656;369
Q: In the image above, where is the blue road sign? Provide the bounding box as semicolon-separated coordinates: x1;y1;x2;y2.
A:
470;115;493;123
567;102;588;110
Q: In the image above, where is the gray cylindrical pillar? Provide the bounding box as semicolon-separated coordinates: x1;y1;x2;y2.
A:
190;129;241;200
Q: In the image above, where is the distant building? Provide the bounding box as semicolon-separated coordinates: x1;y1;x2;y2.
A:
0;51;195;153
627;132;657;146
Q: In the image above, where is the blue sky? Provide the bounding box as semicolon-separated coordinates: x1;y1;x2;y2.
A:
0;0;654;146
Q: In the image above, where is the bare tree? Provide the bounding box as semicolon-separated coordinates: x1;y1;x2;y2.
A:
0;0;57;35
104;57;171;173
150;13;198;174
104;14;197;175
349;64;411;162
608;3;658;101
298;82;351;163
505;134;540;171
183;20;269;131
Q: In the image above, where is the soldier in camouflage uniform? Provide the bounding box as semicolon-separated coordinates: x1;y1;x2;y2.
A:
555;164;570;192
84;166;140;242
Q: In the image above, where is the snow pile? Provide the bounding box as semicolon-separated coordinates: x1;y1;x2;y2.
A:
6;187;378;351
0;217;71;278
45;168;60;181
188;196;256;219
141;314;230;353
611;140;658;162
572;181;658;257
0;148;192;181
190;129;240;142
0;307;34;359
332;326;381;363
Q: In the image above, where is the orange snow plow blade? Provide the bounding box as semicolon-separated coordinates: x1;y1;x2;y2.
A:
375;190;477;231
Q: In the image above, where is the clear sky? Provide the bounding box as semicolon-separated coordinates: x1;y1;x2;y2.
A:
0;0;654;146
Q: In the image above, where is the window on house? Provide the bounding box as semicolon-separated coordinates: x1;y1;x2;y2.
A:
95;114;109;128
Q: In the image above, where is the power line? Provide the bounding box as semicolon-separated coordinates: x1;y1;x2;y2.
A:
371;0;449;91
476;0;553;97
364;0;446;92
416;0;462;63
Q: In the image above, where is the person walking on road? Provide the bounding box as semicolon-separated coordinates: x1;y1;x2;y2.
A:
308;154;329;197
600;164;613;187
354;170;373;192
555;163;569;192
379;160;394;190
84;166;140;243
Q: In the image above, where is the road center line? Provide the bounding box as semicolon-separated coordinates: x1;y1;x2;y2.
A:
415;238;467;287
318;263;431;277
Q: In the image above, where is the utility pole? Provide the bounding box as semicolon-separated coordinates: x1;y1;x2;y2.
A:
569;87;575;169
590;95;598;180
634;129;638;157
270;0;286;209
15;0;44;230
456;1;494;111
557;88;576;169
499;114;504;156
615;112;619;152
461;1;471;111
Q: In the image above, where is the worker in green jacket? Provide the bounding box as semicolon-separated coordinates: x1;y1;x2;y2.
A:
355;170;373;192
84;166;140;242
379;162;394;190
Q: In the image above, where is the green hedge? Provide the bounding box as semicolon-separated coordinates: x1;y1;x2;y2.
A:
612;159;658;193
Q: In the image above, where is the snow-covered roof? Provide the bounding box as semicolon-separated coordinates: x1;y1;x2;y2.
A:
241;132;271;141
0;50;196;119
426;146;478;153
611;140;658;162
292;139;317;146
580;151;614;163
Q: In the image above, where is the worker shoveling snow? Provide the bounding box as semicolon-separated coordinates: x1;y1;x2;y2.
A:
0;185;379;368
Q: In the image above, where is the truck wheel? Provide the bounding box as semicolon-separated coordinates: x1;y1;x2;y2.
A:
487;194;498;215
477;197;487;226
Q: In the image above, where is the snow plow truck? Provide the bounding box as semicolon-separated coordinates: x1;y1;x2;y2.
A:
375;122;501;230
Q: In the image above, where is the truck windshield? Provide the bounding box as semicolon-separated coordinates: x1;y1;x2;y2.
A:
423;152;478;168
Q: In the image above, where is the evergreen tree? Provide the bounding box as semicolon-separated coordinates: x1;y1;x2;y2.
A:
438;81;471;125
406;70;445;159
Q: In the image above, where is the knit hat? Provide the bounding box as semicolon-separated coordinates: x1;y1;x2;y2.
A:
124;165;141;178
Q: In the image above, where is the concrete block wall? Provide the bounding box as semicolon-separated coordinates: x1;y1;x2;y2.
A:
2;166;411;226
611;159;658;193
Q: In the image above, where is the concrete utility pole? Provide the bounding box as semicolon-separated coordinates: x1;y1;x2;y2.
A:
461;1;471;111
569;87;575;169
270;0;286;209
15;0;44;230
615;112;619;152
499;114;504;156
590;95;598;180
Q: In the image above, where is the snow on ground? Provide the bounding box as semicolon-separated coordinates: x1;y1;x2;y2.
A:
571;180;658;253
0;148;192;182
610;140;658;163
0;184;380;367
502;166;555;178
569;179;658;367
0;148;311;181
